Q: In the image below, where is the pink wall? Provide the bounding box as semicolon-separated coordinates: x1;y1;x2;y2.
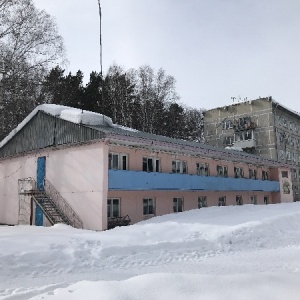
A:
0;155;36;225
0;142;109;230
46;142;108;230
107;190;274;225
109;145;273;180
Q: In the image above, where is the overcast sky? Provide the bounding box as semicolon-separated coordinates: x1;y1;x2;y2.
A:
33;0;300;111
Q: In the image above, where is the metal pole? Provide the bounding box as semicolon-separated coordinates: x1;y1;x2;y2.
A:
97;0;102;77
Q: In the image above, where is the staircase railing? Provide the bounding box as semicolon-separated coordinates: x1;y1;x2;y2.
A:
18;177;83;229
43;179;83;229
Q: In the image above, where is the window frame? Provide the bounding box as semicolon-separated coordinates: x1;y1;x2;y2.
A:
234;166;244;178
249;168;257;180
173;197;184;213
262;170;269;180
218;196;226;206
108;152;128;170
236;195;243;205
198;196;207;208
222;120;233;130
217;165;228;177
172;160;187;174
196;162;209;176
250;195;257;205
143;157;160;172
143;198;155;216
107;198;120;218
264;196;269;205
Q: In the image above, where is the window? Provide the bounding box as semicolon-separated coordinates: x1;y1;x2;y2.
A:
292;169;297;179
143;157;160;172
234;167;244;178
249;169;257;180
143;198;155;215
173;197;183;212
250;195;257;205
224;136;234;146
236;195;243;205
222;120;233;129
196;163;209;176
172;160;187;174
262;170;269;180
244;130;252;140
198;196;207;208
264;196;269;205
109;153;128;170
107;198;120;218
281;171;288;178
217;165;228;177
218;196;226;206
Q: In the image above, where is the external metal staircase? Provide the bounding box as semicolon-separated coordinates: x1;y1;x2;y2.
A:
18;178;83;229
32;191;70;226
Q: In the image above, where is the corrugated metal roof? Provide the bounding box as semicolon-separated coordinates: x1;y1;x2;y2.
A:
88;124;286;168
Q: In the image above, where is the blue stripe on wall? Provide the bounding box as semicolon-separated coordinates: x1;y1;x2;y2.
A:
108;170;280;192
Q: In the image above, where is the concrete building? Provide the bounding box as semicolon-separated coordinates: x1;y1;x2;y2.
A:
203;97;300;201
0;104;293;230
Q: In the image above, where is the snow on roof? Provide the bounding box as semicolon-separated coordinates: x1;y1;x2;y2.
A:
112;124;139;132
225;146;243;152
0;104;113;149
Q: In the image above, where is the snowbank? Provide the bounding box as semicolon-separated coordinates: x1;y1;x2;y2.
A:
1;203;300;299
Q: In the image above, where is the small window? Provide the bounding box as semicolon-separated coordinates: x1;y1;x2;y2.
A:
173;197;183;212
222;120;232;130
198;196;207;208
281;171;288;178
217;165;228;177
264;196;269;205
292;169;297;179
224;136;234;146
234;167;244;178
249;169;257;180
172;160;187;174
218;196;226;206
250;195;257;205
143;198;155;215
143;157;160;172
196;163;209;176
262;170;269;180
236;195;243;205
108;153;128;170
244;130;252;140
107;198;120;218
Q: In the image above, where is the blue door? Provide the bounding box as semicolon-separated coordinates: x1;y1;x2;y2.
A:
35;156;46;226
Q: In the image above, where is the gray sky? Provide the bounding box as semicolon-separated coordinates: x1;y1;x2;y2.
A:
34;0;300;111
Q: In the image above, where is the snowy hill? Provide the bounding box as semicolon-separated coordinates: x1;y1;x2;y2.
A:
1;203;300;299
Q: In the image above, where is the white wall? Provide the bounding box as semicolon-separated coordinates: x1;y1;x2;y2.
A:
0;142;108;230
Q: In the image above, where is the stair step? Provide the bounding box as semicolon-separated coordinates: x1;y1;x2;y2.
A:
32;191;76;227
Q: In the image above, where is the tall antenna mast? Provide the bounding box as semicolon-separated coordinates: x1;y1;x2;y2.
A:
97;0;102;76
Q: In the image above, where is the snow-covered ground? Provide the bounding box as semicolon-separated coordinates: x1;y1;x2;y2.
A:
1;203;300;300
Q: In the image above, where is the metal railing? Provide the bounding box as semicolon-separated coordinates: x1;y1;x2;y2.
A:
44;179;83;229
18;177;83;229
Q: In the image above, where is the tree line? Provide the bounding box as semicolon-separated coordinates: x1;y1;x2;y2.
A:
38;64;204;142
0;0;204;142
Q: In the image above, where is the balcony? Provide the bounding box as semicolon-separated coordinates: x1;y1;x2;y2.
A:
233;117;256;132
108;170;279;192
233;139;256;149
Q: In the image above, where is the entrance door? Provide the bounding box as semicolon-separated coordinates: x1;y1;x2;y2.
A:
35;156;46;226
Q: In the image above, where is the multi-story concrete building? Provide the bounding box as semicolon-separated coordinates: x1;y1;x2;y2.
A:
204;97;300;201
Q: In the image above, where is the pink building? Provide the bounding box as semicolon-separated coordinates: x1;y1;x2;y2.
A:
0;105;293;230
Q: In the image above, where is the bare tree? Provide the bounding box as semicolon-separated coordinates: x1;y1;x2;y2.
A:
0;0;65;138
